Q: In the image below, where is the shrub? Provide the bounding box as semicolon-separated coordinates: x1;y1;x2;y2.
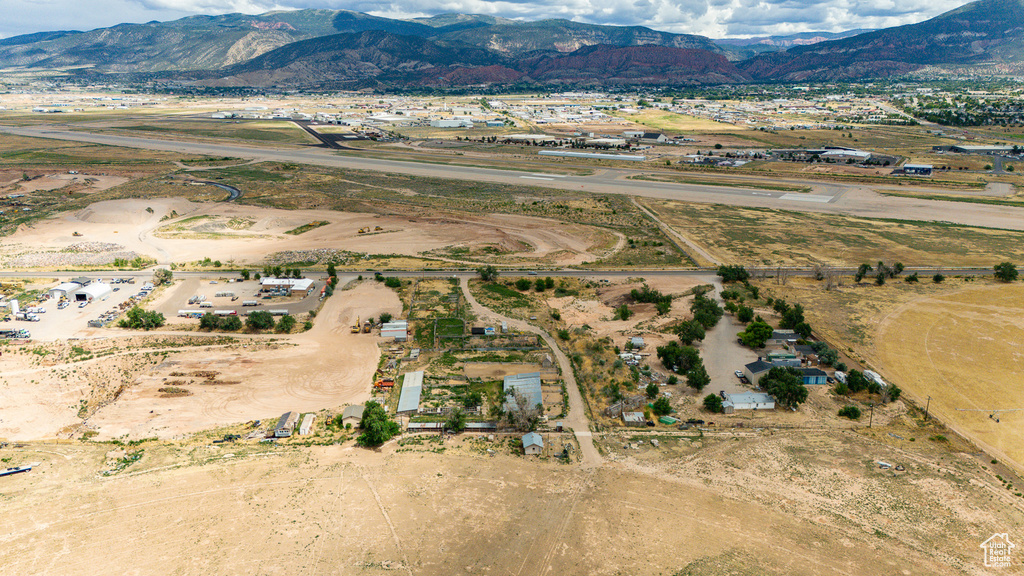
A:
246;311;274;331
703;394;724;413
652;397;672;416
613;304;632;321
515;278;532;291
838;405;861;420
384;277;401;288
717;265;750;282
275;315;296;333
119;307;165;330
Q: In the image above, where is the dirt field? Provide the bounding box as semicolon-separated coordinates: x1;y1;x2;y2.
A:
0;419;1019;576
877;282;1024;473
2;198;612;267
0;281;400;440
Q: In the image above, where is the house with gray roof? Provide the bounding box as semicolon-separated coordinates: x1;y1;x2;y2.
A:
522;432;544;455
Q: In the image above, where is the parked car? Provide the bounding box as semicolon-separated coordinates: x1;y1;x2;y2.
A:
734;370;744;379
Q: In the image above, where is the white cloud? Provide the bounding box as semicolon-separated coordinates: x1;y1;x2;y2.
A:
0;0;976;39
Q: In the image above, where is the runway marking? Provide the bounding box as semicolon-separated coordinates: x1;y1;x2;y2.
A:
779;193;833;203
751;192;773;196
521;176;554;181
533;173;568;178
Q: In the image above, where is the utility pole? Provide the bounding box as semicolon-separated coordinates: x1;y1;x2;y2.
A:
869;403;875;428
925;396;931;421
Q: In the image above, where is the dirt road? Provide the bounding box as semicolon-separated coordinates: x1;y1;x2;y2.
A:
459;277;602;467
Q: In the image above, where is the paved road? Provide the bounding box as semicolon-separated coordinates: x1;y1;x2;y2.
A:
0;266;996;281
6;124;1024;231
459;277;603;468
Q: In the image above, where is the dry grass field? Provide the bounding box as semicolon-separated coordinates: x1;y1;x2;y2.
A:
0;416;1019;576
108;119;319;145
757;276;1024;476
620;109;733;132
877;282;1024;473
643;199;1024;266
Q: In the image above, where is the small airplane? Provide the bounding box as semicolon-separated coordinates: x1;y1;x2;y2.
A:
956;408;1022;423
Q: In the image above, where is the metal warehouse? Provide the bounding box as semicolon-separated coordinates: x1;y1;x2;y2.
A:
503;372;543;411
397;370;423;414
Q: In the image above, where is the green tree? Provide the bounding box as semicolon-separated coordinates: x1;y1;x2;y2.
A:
645;382;659;399
933;273;945;283
246;311;274;331
326;263;336;277
994;262;1019;282
199;312;218;330
384;277;401;288
379;312;393;324
652;397;672;416
446;408;467;433
477;265;499;281
838;405;861;420
153;268;173;286
464;391;483;408
675;319;705;345
761;367;808;409
779;304;805;329
686;361;710;392
240;270;250;281
219;315;242;331
716;265;750;282
855;263;873;282
845;369;870;393
558;329;570;340
736;305;754;323
276;315;296;333
737;319;773;348
515;278;532;291
613;304;632;321
292;268;302;279
358;401;401;446
534;278;546;292
905;272;919;283
794;322;813;339
544;277;555;289
703;394;724;413
119;306;165;330
690;294;723;329
656;341;701;374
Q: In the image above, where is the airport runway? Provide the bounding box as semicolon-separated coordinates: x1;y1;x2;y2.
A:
5;124;1024;231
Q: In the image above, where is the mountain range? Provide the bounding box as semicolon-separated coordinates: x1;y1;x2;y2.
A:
0;0;1022;87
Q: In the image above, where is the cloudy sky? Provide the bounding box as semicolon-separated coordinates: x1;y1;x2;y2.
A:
1;0;973;39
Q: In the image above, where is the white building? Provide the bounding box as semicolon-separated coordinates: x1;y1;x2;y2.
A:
49;282;82;299
75;282;112;302
260;277;314;296
722;392;775;413
381;320;409;341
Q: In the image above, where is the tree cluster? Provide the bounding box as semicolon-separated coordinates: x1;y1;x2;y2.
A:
690;293;723;329
358;401;401;446
119;306;165;330
501;389;542;432
760;367;808;409
629;284;673;315
199;312;242;331
994;262;1019;282
716;265;750;283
